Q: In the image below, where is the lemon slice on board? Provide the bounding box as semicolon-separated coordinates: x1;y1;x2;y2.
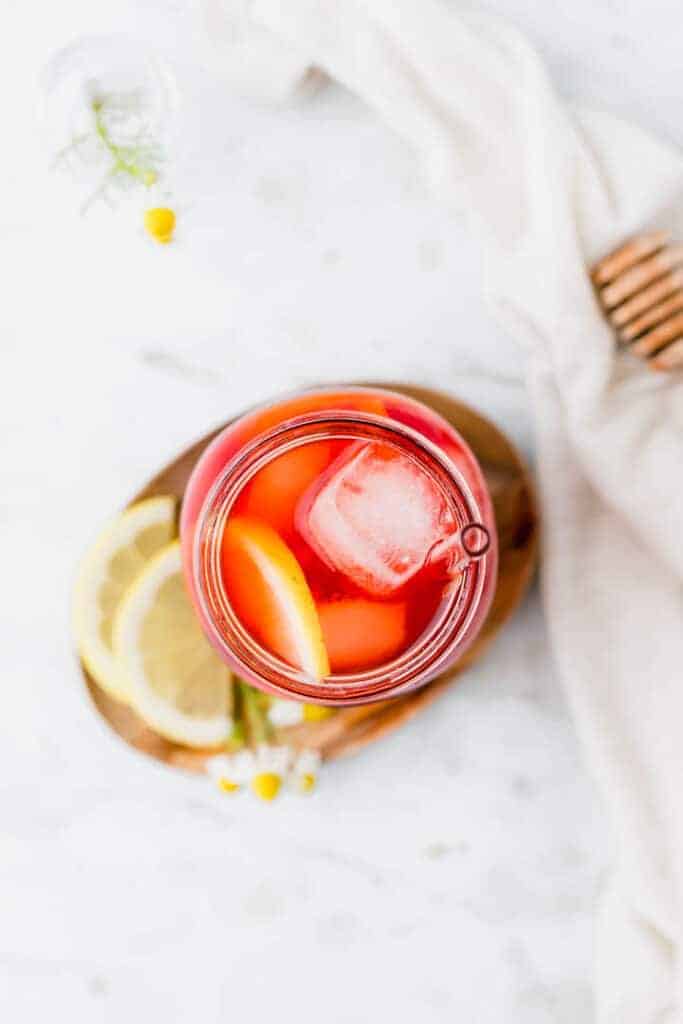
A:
73;496;177;703
113;541;233;748
221;516;330;680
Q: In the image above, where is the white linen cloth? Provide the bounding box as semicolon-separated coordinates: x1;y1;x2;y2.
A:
201;2;683;1019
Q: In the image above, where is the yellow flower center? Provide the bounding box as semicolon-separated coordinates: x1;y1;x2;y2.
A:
303;704;333;723
217;777;240;793
144;207;176;244
252;772;282;801
299;772;316;793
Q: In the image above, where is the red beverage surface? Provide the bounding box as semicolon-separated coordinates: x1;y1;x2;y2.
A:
228;437;457;671
180;388;496;682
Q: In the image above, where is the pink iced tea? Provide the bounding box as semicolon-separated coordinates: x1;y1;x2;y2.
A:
180;388;497;704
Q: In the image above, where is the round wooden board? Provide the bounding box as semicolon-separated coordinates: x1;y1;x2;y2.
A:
80;384;538;771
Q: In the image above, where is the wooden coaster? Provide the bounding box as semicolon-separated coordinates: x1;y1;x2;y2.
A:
80;384;538;771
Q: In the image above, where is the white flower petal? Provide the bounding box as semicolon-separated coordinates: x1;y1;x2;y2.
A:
293;749;321;777
230;750;256;782
206;754;231;781
267;699;305;727
255;744;293;776
206;750;255;787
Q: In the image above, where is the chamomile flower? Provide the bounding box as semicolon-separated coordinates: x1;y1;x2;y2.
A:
209;743;324;801
207;750;255;794
251;745;292;802
267;698;334;727
290;750;322;794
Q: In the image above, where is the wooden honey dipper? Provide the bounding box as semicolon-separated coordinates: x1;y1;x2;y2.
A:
591;230;683;371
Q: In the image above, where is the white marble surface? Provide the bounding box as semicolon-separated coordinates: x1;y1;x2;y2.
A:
3;1;682;1020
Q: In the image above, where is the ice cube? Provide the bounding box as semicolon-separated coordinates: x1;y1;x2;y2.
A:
296;442;456;596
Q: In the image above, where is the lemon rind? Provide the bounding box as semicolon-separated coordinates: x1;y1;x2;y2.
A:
73;496;177;704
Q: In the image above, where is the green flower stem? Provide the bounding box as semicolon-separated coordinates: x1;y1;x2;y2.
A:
226;683;245;751
93;102;152;184
239;681;272;746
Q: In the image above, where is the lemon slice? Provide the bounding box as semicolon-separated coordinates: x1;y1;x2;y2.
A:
221;516;330;680
113;541;233;748
73;496;177;703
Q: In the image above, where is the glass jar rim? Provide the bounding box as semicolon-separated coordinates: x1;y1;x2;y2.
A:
192;409;490;704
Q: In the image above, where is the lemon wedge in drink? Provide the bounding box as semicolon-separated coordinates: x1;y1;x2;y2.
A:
113;541;233;748
221;516;330;680
73;496;177;703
